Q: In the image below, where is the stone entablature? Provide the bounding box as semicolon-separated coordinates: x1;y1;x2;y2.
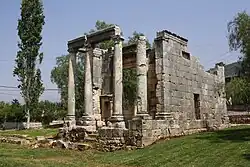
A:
65;26;230;148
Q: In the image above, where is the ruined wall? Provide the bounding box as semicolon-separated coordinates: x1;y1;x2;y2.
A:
154;31;229;130
127;31;229;148
96;30;229;149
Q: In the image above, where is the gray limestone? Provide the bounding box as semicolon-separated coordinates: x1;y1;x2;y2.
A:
83;46;93;122
67;51;76;122
111;35;124;120
65;25;230;149
136;36;148;117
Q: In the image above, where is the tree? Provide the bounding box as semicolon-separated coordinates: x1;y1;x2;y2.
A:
13;0;45;129
228;11;250;76
0;102;10;124
127;31;151;48
0;100;25;129
51;55;84;117
226;77;250;105
10;99;25;123
32;100;66;125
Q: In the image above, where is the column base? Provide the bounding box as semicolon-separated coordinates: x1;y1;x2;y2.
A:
64;116;76;128
133;114;152;120
108;115;126;128
155;113;172;120
66;115;75;122
108;115;124;122
79;115;96;126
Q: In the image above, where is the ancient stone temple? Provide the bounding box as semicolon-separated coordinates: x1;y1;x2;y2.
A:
66;25;229;147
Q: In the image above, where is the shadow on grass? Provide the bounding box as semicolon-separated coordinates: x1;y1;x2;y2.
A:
196;126;250;143
242;154;250;160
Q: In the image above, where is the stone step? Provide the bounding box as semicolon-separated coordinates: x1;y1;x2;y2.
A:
85;133;98;142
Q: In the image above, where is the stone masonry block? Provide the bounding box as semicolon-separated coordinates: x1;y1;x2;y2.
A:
142;120;153;129
112;128;125;138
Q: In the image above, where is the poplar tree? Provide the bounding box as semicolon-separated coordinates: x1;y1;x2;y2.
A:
13;0;45;128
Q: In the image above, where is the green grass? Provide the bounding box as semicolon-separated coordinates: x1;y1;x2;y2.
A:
0;128;58;138
1;126;250;167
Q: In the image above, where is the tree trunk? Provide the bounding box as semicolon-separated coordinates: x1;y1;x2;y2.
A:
26;107;30;129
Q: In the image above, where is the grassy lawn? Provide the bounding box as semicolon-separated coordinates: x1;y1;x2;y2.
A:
1;126;250;167
0;128;58;138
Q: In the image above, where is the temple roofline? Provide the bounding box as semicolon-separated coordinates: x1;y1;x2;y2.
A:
68;25;122;51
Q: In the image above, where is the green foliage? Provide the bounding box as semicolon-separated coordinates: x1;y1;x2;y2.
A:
32;100;67;125
50;55;84;117
0;100;65;125
13;0;45;126
226;77;250;105
50;55;69;107
123;68;137;107
0;100;25;123
228;11;250;76
128;31;151;48
123;31;151;106
0;102;10;123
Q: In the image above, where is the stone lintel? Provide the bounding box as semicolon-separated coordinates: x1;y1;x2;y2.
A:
68;25;122;51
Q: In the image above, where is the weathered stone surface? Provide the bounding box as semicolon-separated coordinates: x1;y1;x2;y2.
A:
67;52;76;121
65;26;229;150
136;36;148;116
84;48;93;119
56;140;69;149
35;136;45;141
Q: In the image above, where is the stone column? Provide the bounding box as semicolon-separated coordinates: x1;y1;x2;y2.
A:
92;48;103;121
83;46;93;123
67;50;76;122
111;35;124;122
154;36;172;120
136;36;149;118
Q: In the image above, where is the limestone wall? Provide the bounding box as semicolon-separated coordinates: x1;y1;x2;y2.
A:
154;30;229;130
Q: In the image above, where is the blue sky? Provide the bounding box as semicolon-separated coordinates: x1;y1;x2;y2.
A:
0;0;249;102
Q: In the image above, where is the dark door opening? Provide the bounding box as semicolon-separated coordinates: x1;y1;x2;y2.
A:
194;94;201;120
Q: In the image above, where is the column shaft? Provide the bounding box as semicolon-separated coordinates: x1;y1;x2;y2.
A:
136;36;148;116
84;50;93;118
67;52;76;121
112;36;123;118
